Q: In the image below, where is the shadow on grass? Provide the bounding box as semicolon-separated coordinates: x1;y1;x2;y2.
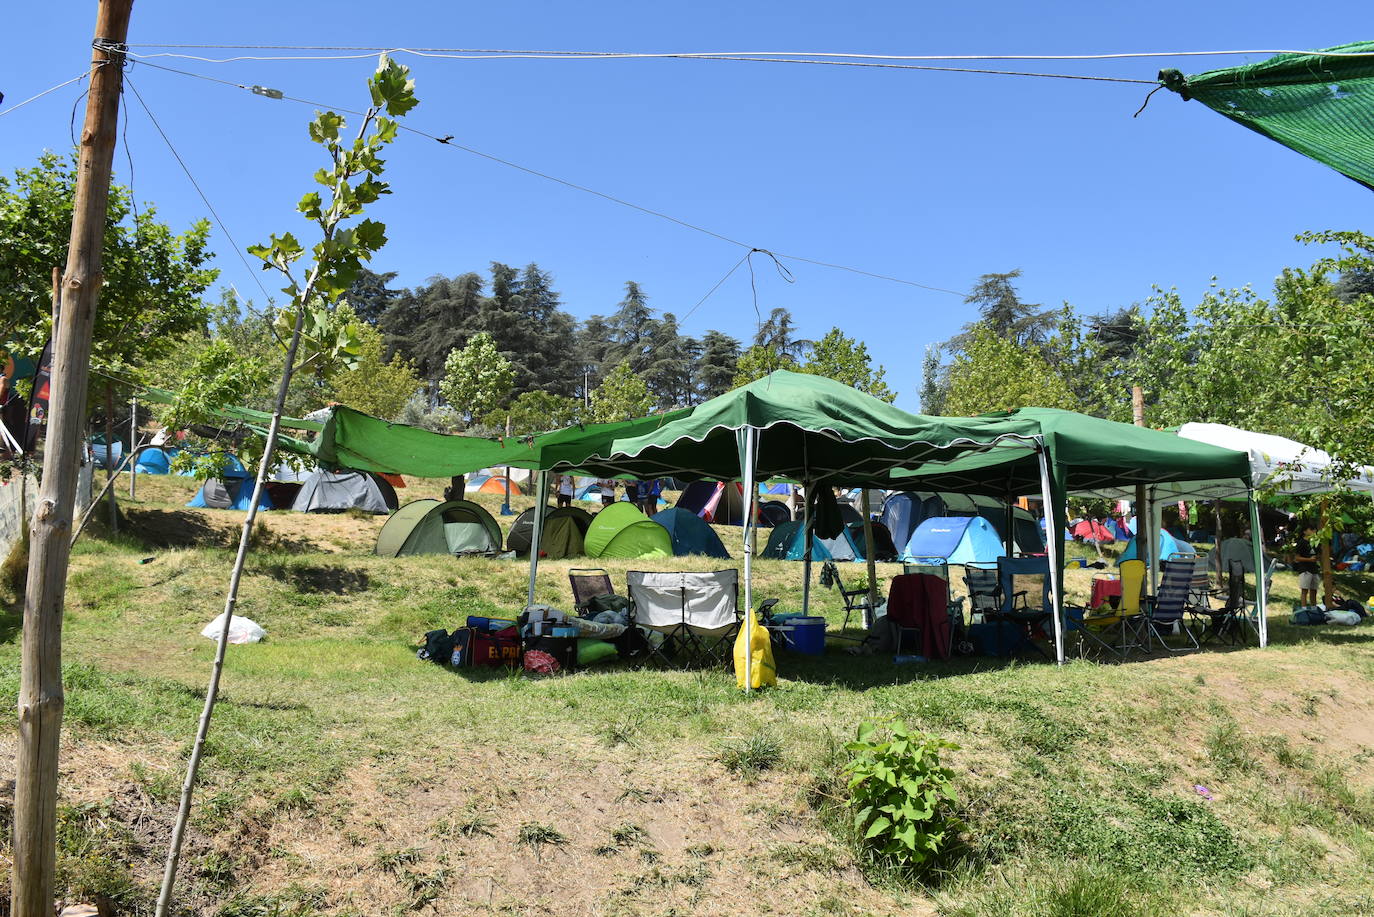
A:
249;561;371;595
123;508;316;554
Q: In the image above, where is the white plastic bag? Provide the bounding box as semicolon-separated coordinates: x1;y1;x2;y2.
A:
201;612;266;644
1326;609;1361;626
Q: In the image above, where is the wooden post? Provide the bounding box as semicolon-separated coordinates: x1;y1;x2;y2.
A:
13;4;132;915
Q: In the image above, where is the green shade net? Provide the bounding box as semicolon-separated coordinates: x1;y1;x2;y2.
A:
1160;42;1374;190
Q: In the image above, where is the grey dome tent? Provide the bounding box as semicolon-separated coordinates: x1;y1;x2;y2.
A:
507;505;593;558
375;499;504;557
293;469;398;514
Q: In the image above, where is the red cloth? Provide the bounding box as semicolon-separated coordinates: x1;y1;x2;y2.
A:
1090;577;1122;610
885;573;952;660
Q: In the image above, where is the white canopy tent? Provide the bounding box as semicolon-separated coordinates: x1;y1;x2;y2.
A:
1173;423;1374;498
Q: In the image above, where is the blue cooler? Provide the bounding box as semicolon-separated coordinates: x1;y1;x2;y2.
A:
969;621;1024;657
782;616;827;655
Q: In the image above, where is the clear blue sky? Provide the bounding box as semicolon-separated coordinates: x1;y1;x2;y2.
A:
4;2;1370;411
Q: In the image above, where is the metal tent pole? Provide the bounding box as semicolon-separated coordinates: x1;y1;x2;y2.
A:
740;428;758;693
1248;492;1267;648
1035;444;1065;665
525;470;549;607
801;482;813;616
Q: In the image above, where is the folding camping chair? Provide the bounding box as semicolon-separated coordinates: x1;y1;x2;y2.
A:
885;573;953;659
992;556;1053;659
569;568;618;616
963;563;1001;625
1072;573;1129;658
1142;557;1200;652
904;562;968;655
1195;559;1255;646
626;569;741;668
821;561;874;637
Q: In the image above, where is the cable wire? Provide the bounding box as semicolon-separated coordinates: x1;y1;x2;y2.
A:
118;44;1374;61
131;58;967;297
0;70;94;119
122;75;277;307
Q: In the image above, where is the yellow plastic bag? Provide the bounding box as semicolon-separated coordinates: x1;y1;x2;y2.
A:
734;610;777;690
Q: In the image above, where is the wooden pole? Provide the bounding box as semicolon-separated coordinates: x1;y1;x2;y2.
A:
13;4;132;914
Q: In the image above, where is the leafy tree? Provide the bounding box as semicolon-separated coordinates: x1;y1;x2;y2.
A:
919;344;947;414
753;307;809;359
949;270;1056;352
943;325;1076;415
382;271;484;387
493;389;581;434
801;327;896;402
696;330;741;400
576;313;615;396
342;266;400;325
642;312;697;409
440;331;514;424
604;281;655;374
732;344;798;387
328;304;421;419
588;360;654;422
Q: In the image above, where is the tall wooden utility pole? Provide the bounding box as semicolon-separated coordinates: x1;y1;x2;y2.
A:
13;3;133;914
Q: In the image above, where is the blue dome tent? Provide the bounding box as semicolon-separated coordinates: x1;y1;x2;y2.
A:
902;516;1004;565
761;520;861;561
651;507;730;559
1118;530;1196;564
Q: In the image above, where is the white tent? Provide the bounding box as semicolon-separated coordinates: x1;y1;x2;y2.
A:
1170;423;1374;499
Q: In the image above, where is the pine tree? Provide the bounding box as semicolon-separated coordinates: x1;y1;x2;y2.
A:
604;281;655;374
342;267;400;325
695;330;740;400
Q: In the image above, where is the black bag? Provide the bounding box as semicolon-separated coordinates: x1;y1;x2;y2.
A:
612;626;652;662
1336;598;1367;619
588;593;632;615
420;628;456;665
526;635;576;673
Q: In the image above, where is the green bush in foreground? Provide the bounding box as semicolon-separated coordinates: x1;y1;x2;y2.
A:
843;721;960;875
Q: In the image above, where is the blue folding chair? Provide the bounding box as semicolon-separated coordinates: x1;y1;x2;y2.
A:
1144;558;1200;652
994;556;1053;659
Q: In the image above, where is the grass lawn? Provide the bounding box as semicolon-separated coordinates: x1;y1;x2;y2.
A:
2;474;1373;916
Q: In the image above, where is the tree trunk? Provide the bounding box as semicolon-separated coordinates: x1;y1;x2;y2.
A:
12;4;133;915
1320;497;1335;606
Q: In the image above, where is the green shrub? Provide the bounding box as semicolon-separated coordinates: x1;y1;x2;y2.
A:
842;720;961;875
716;733;783;779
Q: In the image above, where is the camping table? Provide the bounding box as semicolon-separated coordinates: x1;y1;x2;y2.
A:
1090;577;1123;611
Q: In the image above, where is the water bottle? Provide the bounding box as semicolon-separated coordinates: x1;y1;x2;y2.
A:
894;654;927;664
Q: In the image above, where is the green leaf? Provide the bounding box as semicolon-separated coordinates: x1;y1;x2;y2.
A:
308;110;345;143
863;816;891;840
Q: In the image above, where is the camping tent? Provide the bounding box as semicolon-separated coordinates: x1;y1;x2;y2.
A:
651;507;731;559
1118;529;1197;564
375;499;503;556
188;475;272;511
677;481;758;525
506;506;593;558
472;474;526;496
757;501;792;527
293;470;398;514
134;446;177;474
762;520;861;561
1072;519;1115;543
881;490;1044;555
584;502;672;559
902;516;1004;564
848;521;899;562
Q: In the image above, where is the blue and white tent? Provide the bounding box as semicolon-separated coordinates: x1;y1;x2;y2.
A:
902;516;1004;565
1118;530;1197;564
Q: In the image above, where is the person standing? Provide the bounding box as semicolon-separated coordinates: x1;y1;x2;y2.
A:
599;477;617;506
556;473;574;509
1294;525;1320;607
641;478;661;516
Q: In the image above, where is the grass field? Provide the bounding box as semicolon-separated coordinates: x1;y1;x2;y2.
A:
2;473;1373;916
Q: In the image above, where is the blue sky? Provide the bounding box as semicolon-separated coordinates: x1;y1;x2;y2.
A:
4;2;1370;411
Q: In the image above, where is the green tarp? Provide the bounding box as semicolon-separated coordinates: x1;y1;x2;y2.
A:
535;371;1036;486
1160;42;1374;191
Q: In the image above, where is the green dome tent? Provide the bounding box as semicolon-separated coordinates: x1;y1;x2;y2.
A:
584;502;672;559
506;505;593;558
375;499;503;557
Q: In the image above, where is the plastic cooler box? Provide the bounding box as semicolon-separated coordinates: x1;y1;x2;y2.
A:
780;616;827;655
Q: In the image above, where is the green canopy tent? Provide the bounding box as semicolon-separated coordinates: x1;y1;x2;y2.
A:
519;371;1046;683
893;408;1259;653
1160;42;1374;191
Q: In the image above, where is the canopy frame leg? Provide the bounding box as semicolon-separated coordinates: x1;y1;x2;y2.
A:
525;470;549;608
1035;443;1065;665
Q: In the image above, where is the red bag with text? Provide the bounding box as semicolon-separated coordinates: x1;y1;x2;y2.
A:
470;625;522;666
